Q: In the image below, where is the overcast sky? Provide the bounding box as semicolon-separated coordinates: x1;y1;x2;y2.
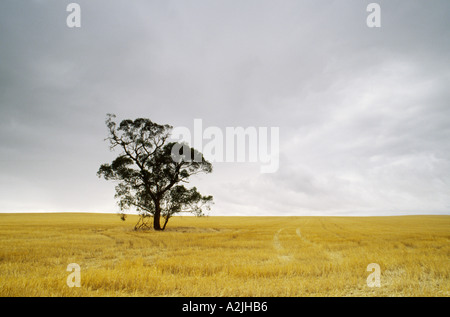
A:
1;0;449;216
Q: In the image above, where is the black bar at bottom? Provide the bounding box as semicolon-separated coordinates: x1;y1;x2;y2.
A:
0;297;445;315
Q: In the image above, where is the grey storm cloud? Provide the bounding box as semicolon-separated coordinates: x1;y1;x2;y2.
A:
0;0;449;215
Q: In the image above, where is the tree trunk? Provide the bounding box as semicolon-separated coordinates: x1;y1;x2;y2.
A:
153;203;162;230
162;215;170;230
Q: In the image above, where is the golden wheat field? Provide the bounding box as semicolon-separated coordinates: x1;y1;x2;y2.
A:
0;213;448;297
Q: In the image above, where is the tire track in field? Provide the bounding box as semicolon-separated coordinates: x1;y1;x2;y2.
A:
273;226;343;263
319;219;386;247
295;227;314;245
324;219;371;239
319;219;349;241
96;229;167;248
273;228;293;261
124;231;167;248
272;228;284;251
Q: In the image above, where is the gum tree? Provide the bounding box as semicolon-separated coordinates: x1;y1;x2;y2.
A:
97;114;213;230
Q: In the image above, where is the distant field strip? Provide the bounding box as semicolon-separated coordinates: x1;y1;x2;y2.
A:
0;214;449;296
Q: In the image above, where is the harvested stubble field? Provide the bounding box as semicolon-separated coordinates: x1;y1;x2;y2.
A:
0;213;448;297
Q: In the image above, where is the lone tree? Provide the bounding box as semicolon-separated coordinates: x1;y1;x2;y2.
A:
97;114;213;231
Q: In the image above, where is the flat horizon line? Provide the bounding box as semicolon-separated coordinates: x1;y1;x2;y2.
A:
0;211;449;217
